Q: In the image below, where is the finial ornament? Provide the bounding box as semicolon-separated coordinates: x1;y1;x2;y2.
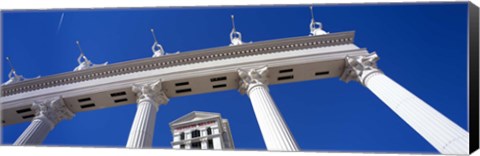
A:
73;40;108;71
309;6;328;36
230;15;244;46
3;57;25;85
151;28;166;57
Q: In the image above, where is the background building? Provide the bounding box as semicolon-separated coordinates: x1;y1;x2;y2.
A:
170;111;234;150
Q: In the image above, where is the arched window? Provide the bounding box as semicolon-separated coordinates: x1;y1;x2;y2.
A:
180;132;185;140
207;127;212;135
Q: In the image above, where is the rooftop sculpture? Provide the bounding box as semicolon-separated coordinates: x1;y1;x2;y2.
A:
309;6;328;36
73;41;108;71
3;57;26;85
150;28;179;57
229;15;244;46
150;29;166;57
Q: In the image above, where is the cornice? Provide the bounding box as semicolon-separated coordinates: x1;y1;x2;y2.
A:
2;31;354;97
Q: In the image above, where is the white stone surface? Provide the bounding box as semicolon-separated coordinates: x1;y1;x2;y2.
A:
13;117;53;145
126;80;169;148
365;73;469;154
201;138;208;150
14;97;74;145
238;67;299;151
342;53;469;154
213;137;222;150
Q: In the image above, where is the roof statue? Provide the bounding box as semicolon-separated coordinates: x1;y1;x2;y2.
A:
73;41;108;71
309;6;328;36
3;57;26;85
150;29;165;57
150;28;179;57
229;15;244;46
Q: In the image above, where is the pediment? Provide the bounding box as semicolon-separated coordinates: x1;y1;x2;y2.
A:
170;111;220;126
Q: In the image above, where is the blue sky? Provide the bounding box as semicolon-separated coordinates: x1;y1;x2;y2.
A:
2;3;469;154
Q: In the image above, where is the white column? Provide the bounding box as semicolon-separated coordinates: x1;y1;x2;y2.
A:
186;141;192;149
341;53;469;154
14;97;74;145
238;66;299;151
201;138;208;149
126;80;169;148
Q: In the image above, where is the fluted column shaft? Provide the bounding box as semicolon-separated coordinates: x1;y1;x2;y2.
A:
126;80;168;148
14;117;53;145
341;53;469;154
365;73;469;154
125;98;158;148
238;66;299;151
14;97;74;145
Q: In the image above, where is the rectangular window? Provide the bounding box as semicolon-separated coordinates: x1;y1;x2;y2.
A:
191;130;201;138
114;98;128;103
22;114;35;119
16;108;32;114
210;76;227;82
176;88;192;94
207;139;214;149
277;75;294;81
175;81;189;86
315;71;330;76
279;68;293;73
212;84;227;89
77;97;91;103
110;91;126;97
180;144;185;149
191;141;201;149
80;103;96;109
180;132;185;140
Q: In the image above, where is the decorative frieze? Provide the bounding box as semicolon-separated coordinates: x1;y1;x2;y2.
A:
2;32;355;96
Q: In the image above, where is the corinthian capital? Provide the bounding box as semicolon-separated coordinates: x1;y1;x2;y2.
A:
132;80;169;106
32;97;74;129
340;52;382;84
237;66;269;94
